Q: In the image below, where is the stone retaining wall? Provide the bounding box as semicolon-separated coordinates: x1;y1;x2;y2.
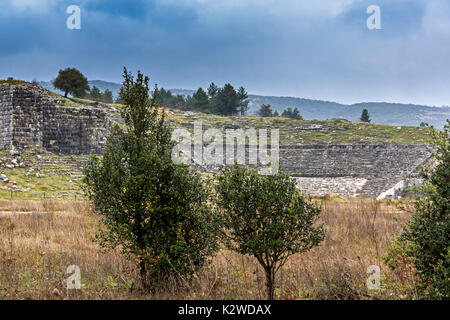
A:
0;83;111;154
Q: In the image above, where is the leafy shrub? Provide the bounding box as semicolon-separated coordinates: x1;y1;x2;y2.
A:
388;120;449;299
215;165;324;299
83;69;219;290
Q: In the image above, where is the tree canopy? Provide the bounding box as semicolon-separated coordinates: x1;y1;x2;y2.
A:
154;82;249;116
282;107;303;120
215;165;324;299
53;67;90;98
155;88;186;109
389;121;450;299
360;109;371;123
258;104;274;117
86;86;114;103
83;68;218;289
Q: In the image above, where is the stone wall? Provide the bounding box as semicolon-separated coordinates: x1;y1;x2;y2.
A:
0;85;14;151
182;143;432;198
0;82;433;198
0;82;111;155
280;144;431;197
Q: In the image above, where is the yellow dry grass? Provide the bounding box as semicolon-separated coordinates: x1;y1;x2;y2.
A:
0;199;417;300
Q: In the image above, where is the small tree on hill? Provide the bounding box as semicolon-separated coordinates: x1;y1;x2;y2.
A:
53;67;90;98
89;86;102;101
237;86;249;116
102;89;113;103
190;88;210;112
83;68;219;290
360;109;371;123
207;82;219;98
215;165;325;300
282;107;303;120
258;104;273;117
155;88;186;109
215;83;240;116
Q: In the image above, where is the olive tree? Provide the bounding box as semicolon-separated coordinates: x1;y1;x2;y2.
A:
215;165;325;300
83;68;218;290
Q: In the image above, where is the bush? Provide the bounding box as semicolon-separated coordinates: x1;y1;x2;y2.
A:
215;165;324;299
389;120;449;299
83;68;219;290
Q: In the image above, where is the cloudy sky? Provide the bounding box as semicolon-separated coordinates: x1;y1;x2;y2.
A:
1;0;449;106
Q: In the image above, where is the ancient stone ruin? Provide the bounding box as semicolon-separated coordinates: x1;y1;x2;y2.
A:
0;81;433;199
0;81;112;155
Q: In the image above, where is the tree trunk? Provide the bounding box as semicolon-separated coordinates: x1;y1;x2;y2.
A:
140;260;150;292
64;91;68;98
264;267;275;300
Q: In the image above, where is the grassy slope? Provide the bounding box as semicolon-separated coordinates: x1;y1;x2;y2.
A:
59;95;434;145
0;167;80;200
37;80;450;127
164;109;433;145
0;152;83;200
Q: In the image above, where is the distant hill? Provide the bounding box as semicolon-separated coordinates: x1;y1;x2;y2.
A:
37;80;449;128
246;95;450;128
88;80;122;96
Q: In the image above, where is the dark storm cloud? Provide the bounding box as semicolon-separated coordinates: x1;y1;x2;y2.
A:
0;0;448;106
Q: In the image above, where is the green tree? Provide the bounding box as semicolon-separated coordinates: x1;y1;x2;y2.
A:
215;83;239;116
172;94;187;109
281;108;292;118
53;67;90;98
155;88;172;106
102;89;113;103
89;86;102;101
360;108;371;123
215;165;325;300
83;68;218;290
190;88;210;112
155;88;186;109
207;82;219;98
393;121;449;299
273;110;279;117
258;104;273;117
282;107;303;120
237;86;249;116
291;108;303;120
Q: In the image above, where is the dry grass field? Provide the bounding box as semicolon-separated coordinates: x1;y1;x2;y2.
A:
0;198;419;300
